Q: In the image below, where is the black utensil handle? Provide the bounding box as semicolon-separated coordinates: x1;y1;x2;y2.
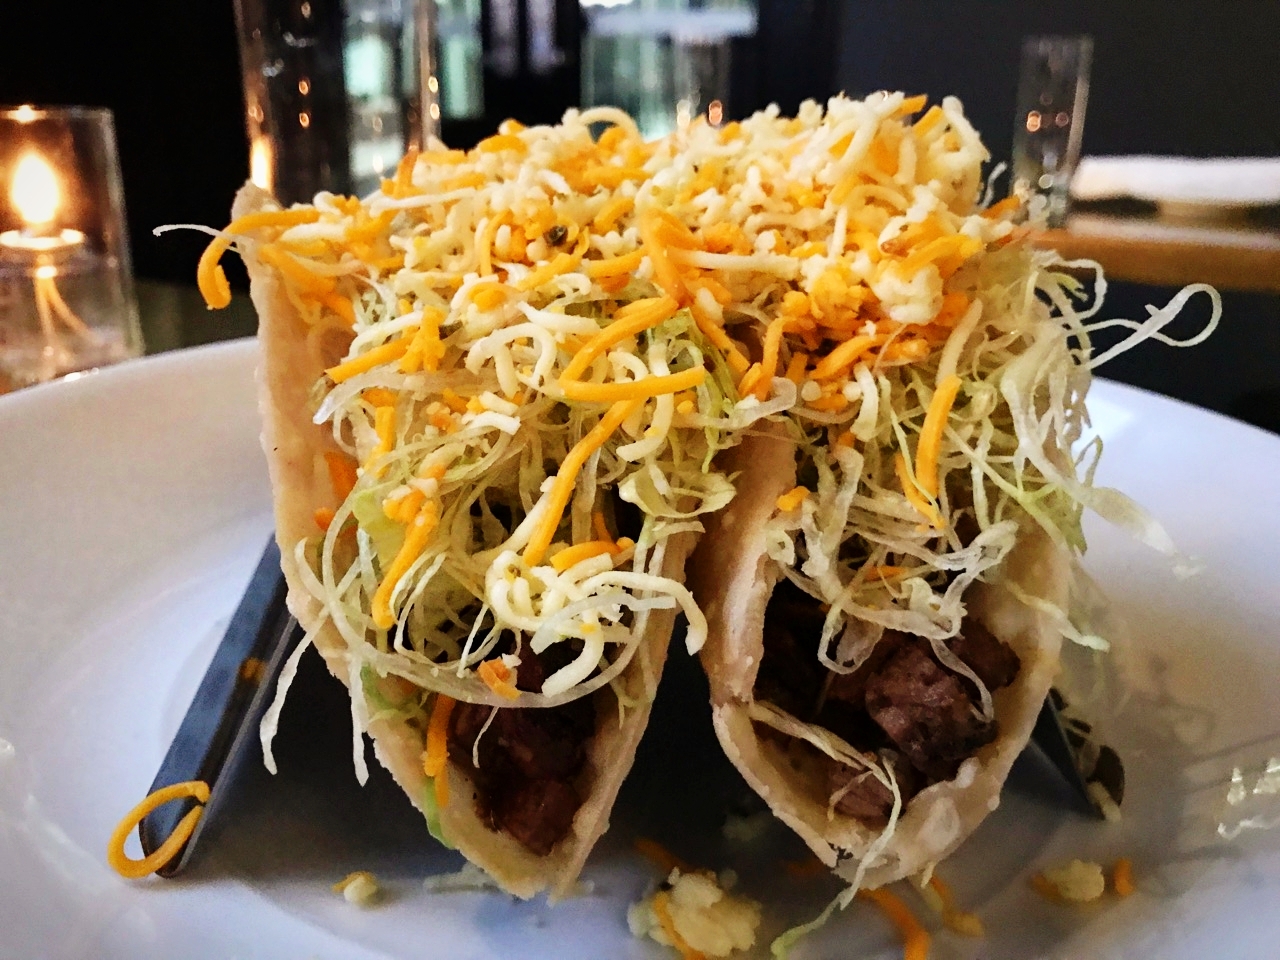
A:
138;538;302;876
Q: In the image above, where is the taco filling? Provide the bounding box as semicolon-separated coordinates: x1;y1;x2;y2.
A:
757;579;1021;826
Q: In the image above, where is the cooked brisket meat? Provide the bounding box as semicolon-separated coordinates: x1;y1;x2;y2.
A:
827;753;921;824
448;644;596;856
758;584;1022;823
863;639;997;781
946;619;1021;691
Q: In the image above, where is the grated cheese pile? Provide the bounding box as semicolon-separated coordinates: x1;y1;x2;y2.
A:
628;868;762;958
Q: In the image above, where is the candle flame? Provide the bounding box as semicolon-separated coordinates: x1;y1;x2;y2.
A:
11;152;60;226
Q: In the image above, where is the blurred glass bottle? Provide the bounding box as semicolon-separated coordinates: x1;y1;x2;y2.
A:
1011;35;1093;227
233;0;440;204
581;0;756;139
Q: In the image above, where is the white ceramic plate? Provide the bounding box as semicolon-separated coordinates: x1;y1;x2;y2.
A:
1;340;1278;960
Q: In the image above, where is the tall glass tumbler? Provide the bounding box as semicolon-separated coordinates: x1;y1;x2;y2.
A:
582;3;757;141
1011;35;1093;227
0;107;142;391
233;0;439;204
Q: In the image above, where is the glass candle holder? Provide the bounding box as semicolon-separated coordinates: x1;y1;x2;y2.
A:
0;106;142;391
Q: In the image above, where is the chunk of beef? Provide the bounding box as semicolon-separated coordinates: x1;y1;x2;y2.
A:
447;641;596;855
864;639;996;781
827;753;921;824
946;620;1020;691
823;633;898;708
491;777;583;857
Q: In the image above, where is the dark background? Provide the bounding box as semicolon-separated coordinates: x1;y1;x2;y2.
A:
1;0;1277;420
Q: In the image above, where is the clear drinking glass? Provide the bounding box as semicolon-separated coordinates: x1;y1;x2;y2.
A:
1011;35;1093;227
582;1;757;140
233;0;439;204
0;106;142;392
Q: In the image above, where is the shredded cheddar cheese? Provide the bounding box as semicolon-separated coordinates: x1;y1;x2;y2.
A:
326;337;413;383
775;486;810;513
561;366;707;403
522;399;642;568
422;693;456;808
197;208;320;309
108;780;211;879
858;888;930;960
653;891;706;960
915;374;962;498
371;499;440;629
1111;858;1135;898
477;658;521;700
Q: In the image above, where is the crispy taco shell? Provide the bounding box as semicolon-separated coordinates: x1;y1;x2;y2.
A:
691;421;1066;887
239;183;694;900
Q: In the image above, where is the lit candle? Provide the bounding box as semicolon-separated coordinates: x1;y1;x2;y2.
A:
1;151;85;252
0;150;96;374
0;106;141;391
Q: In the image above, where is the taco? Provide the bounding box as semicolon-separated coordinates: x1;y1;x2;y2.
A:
199;109;746;899
640;92;1118;888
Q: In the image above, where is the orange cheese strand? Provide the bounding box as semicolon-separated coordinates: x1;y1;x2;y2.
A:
256;245;337;297
560;295;680;382
634;838;694;875
197;208;321;309
865;564;908;580
318;290;356;323
737;363;764;398
107;780;211;879
477;658;521;700
982;196;1022;219
562;366;706;403
638;212;688;302
581;165;648;189
1111;858;1135;898
688;298;749;376
784;351;809;385
754;314;793;400
584;248;644;279
811;334;886;380
592;194;634;233
894;93;928;116
472;282;509;311
371;499;440;629
858;888;931;960
523;399;642;568
776;486;810;512
384;489;426;524
477;210;511;276
915;374;962;498
400;308;445;373
927;875;985;937
474;132;527;154
898;234;981;277
326;337;413;383
366;406;397;475
895;451;943;529
652;891;707;960
913;105;946;137
551;539;617;573
422;692;456;808
517;230;590;291
592;509;615;546
324;451;360;501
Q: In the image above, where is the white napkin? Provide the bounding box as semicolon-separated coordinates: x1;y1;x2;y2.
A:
1071;156;1280;207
